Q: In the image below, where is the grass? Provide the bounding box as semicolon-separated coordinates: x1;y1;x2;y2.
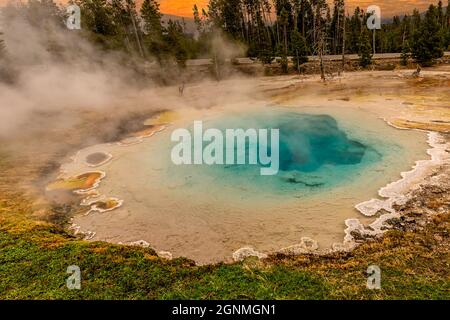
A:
0;148;449;300
0;219;329;299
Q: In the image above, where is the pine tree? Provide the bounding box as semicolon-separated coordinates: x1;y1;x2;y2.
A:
400;40;410;66
291;30;308;72
445;0;450;49
76;0;129;51
358;28;373;68
411;5;444;66
348;7;363;54
330;0;345;55
140;0;163;58
437;1;444;27
166;20;188;68
193;4;204;34
77;0;117;37
141;0;161;37
124;0;145;58
278;7;289;73
257;41;275;65
447;1;450;28
219;0;244;40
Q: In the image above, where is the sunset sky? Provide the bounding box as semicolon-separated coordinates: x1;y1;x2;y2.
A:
159;0;443;17
0;0;444;18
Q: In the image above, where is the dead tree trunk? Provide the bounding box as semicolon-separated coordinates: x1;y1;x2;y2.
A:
127;3;144;58
341;12;346;74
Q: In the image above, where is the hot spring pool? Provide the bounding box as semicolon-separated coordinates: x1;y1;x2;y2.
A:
167;110;383;199
64;106;430;264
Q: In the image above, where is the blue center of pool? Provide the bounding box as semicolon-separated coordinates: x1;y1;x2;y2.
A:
272;114;367;172
173;110;383;197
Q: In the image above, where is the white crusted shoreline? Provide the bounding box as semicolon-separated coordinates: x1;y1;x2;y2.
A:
342;131;449;250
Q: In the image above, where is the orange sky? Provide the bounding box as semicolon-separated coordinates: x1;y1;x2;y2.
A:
0;0;444;18
159;0;443;17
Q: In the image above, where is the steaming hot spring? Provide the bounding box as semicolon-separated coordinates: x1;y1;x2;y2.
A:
47;104;431;264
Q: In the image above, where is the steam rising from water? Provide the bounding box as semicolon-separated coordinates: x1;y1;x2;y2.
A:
0;4;249;138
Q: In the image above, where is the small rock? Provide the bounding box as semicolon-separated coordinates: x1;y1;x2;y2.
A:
129;240;150;248
232;247;267;262
157;251;173;260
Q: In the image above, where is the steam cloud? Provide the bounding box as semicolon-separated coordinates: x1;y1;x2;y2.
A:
0;2;252;139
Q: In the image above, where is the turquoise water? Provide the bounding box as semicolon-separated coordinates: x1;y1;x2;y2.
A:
171;110;383;198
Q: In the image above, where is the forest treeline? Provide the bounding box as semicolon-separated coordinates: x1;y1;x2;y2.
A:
0;0;449;71
197;0;450;68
